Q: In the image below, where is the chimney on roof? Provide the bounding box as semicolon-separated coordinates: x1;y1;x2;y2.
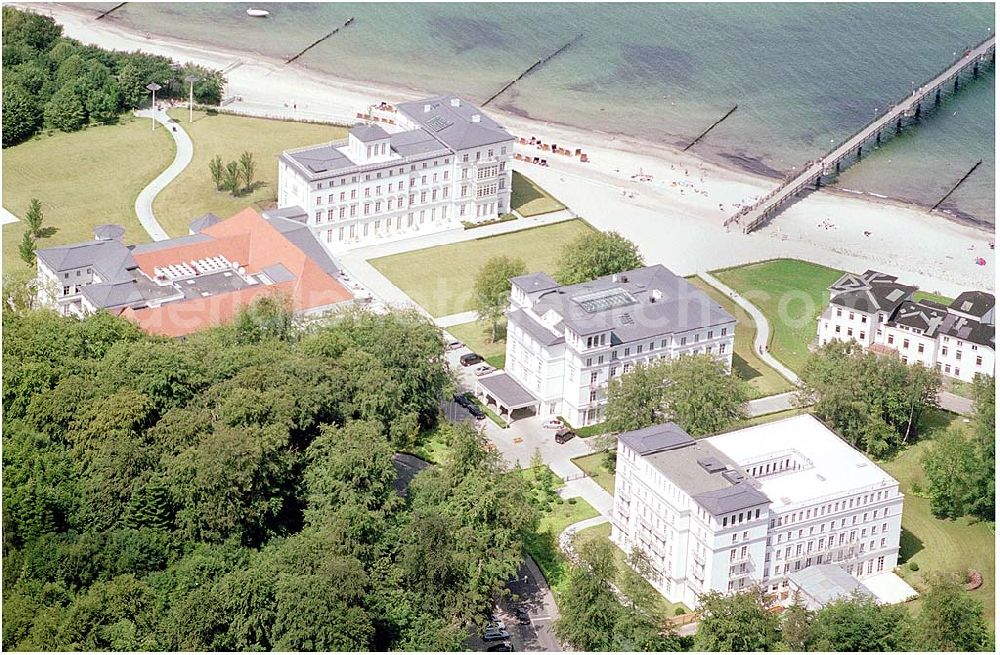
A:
620;274;629;283
450;98;461;107
471;114;481;123
423;104;431;113
612;273;619;283
650;289;662;303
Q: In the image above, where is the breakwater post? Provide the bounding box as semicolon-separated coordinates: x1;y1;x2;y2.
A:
683;105;738;152
95;2;127;20
483;34;583;107
285;17;356;65
929;160;982;213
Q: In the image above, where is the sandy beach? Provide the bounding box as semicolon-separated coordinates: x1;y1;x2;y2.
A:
16;2;995;296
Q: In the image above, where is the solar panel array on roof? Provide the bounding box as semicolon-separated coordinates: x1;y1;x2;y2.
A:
426;116;453;132
574;288;636;313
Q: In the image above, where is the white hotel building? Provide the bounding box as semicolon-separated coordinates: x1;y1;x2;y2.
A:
611;415;909;610
277;95;514;252
817;269;995;383
475;265;735;427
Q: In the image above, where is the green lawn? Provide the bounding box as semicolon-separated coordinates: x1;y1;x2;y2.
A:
523;494;600;598
879;411;995;626
511;170;566;217
713;259;844;373
155;109;347;237
447;319;506;369
571;452;617;495
370;219;595;317
576;522;691;616
687;276;793;398
912;290;954;306
407;422;454;465
2;114;175;275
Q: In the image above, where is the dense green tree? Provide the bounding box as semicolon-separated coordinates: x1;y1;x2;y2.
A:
18;229;37;267
922;427;989;519
44;83;87;132
779;599;815;651
24;198;44;237
554;535;622;651
239;150;257;193
916;572;991;652
209;154;225;191
799;340;940;458
555;230;644;285
117;61;146;109
693;589;780;652
2;6;63;54
2;83;41;147
474;254;527;341
223;159;241;194
606;353;748;436
809;593;913;651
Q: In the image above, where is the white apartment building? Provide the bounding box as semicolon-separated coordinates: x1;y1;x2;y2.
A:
277;95;514;252
817;269;995;382
612;414;907;610
475;265;735;427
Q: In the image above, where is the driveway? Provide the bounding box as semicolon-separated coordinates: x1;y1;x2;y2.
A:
133;107;192;241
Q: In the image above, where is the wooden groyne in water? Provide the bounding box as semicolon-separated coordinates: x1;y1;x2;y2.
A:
95;3;127;20
683;105;738;152
929;160;982;213
483;34;583;106
285;17;355;65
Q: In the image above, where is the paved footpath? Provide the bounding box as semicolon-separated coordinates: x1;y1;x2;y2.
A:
748;391;799;417
133;107;192;241
696;270;801;385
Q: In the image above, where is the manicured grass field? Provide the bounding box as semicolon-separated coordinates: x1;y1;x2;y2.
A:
2;115;175;275
687;276;793;398
570;452;617;495
370;219;595;317
447;319;507;369
577;522;691;616
713;259;851;373
155;109;347;237
879;411;995;626
523;494;600;598
511;170;566;217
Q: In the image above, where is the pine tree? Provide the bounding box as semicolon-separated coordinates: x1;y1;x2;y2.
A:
24;198;43;238
18;230;36;267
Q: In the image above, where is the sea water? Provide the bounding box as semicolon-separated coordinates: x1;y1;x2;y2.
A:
77;1;996;225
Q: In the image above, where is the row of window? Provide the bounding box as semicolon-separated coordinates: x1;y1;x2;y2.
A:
311;159;452;188
583;328;730;358
313;188;455;223
321;207;448;242
834;307;869;324
774;490;893;527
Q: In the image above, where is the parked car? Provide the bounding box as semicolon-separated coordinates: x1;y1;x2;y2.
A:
515;605;531;624
487;642;514;652
555;427;577;444
446;339;464;351
473;364;496;377
483;628;511;642
460;353;484;367
468;405;486;420
542;418;564;429
486;615;505;631
453;393;471;408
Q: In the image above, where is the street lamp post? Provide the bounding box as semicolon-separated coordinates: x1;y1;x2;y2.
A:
146;82;162;131
184;75;200;123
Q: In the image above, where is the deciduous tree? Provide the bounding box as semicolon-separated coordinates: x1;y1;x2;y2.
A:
555;230;644;285
916;572;991;652
44;83;87;132
24;198;44;237
474;255;526;342
809;593;913;652
2;83;41;147
693;589;780;652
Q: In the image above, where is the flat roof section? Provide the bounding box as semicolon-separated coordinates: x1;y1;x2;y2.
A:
476;372;538;409
706;414;899;511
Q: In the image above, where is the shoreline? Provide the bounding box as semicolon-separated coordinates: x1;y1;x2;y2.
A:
12;2;995;294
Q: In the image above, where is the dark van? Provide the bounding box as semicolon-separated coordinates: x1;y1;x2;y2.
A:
555;427;577;444
460;352;484;367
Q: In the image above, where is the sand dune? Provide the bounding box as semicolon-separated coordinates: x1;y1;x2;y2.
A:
17;2;995;296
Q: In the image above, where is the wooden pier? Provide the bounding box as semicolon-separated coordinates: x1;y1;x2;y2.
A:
728;35;996;234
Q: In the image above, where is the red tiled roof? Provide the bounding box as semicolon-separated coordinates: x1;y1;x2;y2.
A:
122;208;352;337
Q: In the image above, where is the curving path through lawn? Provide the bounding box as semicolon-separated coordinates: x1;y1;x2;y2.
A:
697;270;801;385
133;108;192;241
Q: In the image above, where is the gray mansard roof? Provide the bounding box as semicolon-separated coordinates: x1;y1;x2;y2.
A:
349;123;389;142
630;428;769;516
949;290;995;319
396;94;513;151
527;265;735;341
36;240;137;285
188;213;221;234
